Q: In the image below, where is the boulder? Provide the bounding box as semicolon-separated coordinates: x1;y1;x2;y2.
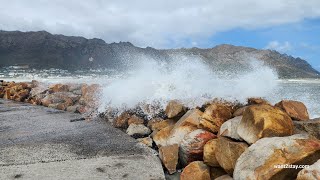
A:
50;84;69;93
234;134;320;180
219;116;243;141
179;129;216;166
180;161;211;180
233;106;247;117
127;115;144;125
174;109;203;128
165;100;187;119
210;167;228;179
215;137;248;175
237;104;293;144
199;103;233;133
153;125;174;148
275;100;309;121
136;137;153;147
113;112;131;129
126;124;151;138
203;139;219;167
247;97;271;105
159;144;179;174
166;125;198;146
147;118;164;128
297;159;320;180
148;119;176;132
293;119;320;139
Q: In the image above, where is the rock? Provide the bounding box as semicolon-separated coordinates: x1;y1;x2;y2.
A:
165;100;187;119
297;159;320;180
233;106;247;117
237;104;294;144
180;161;211;180
203;139;219;167
137;137;153;147
159;144;179;174
215;137;248;175
293;119;320;139
113;112;131;129
167;125;198;146
210;167;228;179
199;103;233;133
147;118;163;128
234;134;320;180
214;175;233;180
80;84;100;107
66;105;80;113
126;124;151;138
179;129;216;166
153;125;174;148
247;97;271;105
219;116;243;141
148;119;175;132
174;109;203;128
127;115;144;125
50;84;69;92
275;100;309;121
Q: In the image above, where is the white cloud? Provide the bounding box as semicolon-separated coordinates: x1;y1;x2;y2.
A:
265;41;293;52
0;0;320;48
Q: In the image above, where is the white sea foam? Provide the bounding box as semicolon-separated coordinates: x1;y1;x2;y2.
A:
98;55;279;114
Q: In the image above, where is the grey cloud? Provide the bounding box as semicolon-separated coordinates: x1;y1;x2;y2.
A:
0;0;320;48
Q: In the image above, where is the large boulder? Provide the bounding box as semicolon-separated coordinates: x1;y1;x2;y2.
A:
203;139;220;167
148;119;176;132
293;119;320;139
297;159;320;180
199;103;233;133
159;144;179;174
180;161;211;180
215;137;248;175
165;100;187;119
219;116;243;141
233;106;247;117
179;129;216;166
234;134;320;180
126;124;151;138
275;100;309;121
153;125;174;148
237;104;294;144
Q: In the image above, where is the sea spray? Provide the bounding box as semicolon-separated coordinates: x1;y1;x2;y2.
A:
98;55;279;117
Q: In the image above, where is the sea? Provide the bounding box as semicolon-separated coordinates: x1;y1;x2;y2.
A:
1;58;319;119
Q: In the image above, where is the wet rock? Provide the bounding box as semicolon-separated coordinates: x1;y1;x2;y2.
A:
275;100;309;121
165;100;187;119
210;167;228;179
237;104;293;144
199;103;233;133
214;175;233;180
215;136;248;175
180;161;211;180
297;159;320;180
234;134;320;180
203;139;219;167
148;119;175;132
247;97;271;105
179;129;216;166
153;125;174;148
113;112;131;129
126;124;151;138
137;137;153;147
219;116;243;141
80;84;100;107
159;144;179;174
127;115;144;126
293;119;320;139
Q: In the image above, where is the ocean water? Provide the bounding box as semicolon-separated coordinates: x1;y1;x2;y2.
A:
1;57;319;118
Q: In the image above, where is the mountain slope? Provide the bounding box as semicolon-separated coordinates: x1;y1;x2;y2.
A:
0;30;319;79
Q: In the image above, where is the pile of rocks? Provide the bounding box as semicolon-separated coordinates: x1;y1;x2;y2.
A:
0;80;100;117
109;98;320;180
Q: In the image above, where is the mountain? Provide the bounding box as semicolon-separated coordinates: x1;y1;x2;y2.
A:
0;30;319;79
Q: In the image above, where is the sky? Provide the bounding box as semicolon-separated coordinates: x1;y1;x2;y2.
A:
0;0;319;70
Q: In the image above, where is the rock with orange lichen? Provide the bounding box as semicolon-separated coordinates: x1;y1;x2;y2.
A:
180;161;211;180
179;129;216;166
237;104;294;144
159;144;179;174
165;100;187;119
203;139;220;167
275;100;309;121
234;134;320;180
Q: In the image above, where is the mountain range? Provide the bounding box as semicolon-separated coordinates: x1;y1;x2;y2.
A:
0;30;319;79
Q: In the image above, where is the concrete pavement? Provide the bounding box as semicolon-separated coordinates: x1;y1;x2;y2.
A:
0;99;165;180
